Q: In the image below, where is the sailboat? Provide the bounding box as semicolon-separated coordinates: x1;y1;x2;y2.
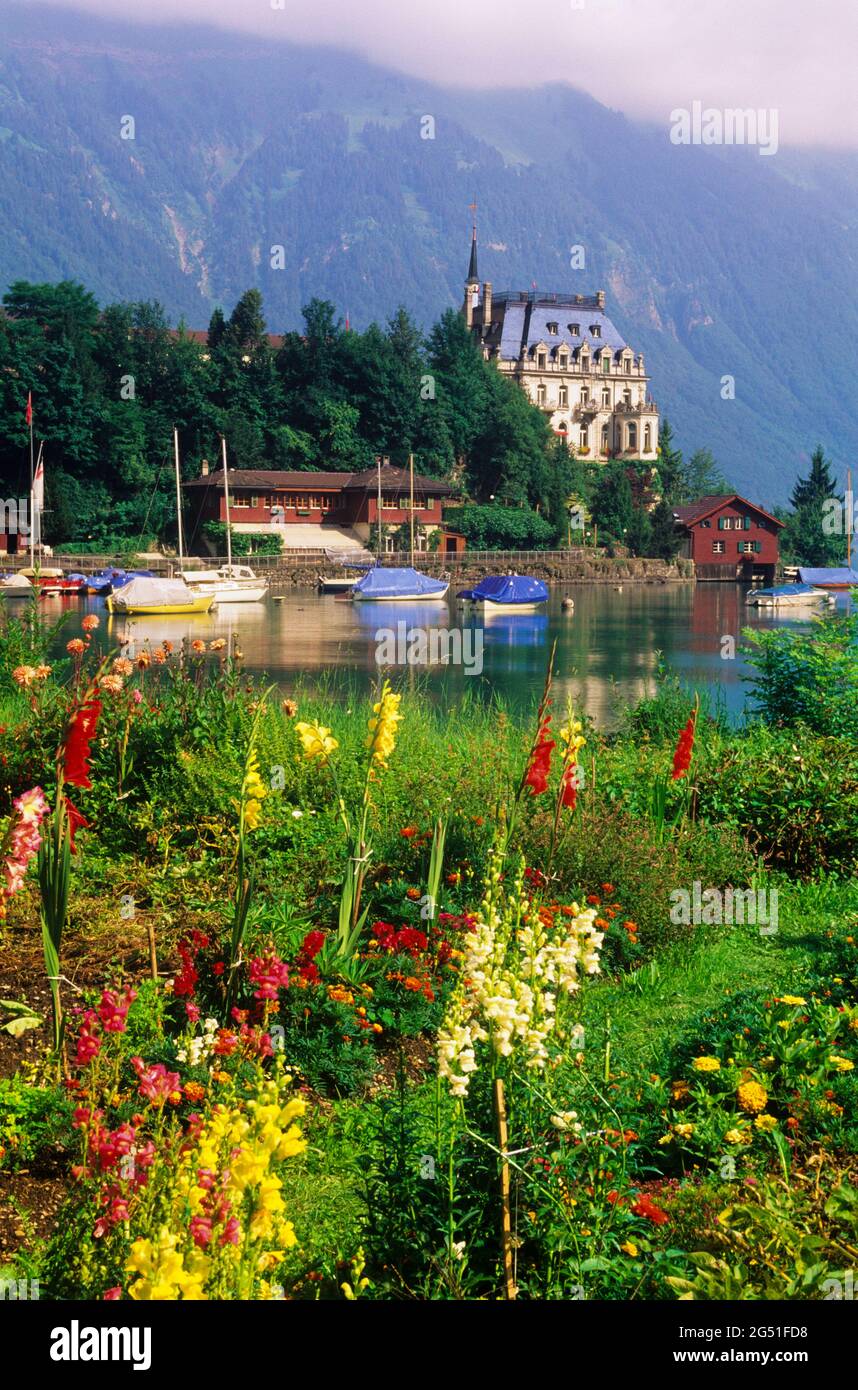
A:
108;430;214;615
181;438;269;603
18;443;85;595
351;454;449;601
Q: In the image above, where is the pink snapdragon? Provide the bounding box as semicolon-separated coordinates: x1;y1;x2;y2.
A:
131;1056;181;1106
248;948;289;1001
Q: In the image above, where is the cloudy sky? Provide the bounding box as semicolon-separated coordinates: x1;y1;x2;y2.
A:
29;0;858;148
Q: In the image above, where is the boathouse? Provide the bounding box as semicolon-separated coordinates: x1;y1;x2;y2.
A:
673;494;782;583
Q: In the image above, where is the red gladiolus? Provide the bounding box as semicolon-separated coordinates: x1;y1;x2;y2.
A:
670;711;697;781
631;1194;669;1225
65;796;91;852
525;717;555;795
63;698;103;789
560;764;579;809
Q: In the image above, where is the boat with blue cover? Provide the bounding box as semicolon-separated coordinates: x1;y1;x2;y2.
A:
797;566;858;591
351;566;449;601
745;582;832;608
458;573;549;612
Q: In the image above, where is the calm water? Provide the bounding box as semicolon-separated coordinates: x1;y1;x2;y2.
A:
46;582;846;728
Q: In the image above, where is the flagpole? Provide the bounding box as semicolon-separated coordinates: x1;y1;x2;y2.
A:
173;427;185;573
28;398;35;569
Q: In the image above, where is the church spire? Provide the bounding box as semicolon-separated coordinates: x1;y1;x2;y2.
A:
466;199;479;283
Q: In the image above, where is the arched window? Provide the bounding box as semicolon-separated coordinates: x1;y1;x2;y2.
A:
601;423;609;451
644;424;652;452
628;423;638;452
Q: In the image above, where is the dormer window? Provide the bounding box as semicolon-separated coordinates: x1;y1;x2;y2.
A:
590;324;601;338
623;356;632;374
547;321;559;335
537;352;546;369
568;322;580;336
558;351;568;369
602;353;611;374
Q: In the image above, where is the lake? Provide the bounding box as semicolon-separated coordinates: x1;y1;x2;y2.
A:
53;581;845;728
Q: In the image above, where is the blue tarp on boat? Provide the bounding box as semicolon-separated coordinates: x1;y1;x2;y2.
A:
352;566;448;599
458;574;549;604
798;567;858;586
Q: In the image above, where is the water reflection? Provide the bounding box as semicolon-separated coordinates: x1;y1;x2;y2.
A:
54;583;848;728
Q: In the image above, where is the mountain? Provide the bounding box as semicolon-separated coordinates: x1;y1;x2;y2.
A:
2;3;858;504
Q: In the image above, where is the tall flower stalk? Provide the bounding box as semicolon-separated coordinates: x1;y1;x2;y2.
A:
295;679;403;961
225;697;270;1018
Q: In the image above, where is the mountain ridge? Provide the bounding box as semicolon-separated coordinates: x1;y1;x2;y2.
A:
1;4;857;504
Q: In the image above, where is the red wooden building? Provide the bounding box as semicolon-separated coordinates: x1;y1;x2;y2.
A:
184;463;455;552
673;494;783;583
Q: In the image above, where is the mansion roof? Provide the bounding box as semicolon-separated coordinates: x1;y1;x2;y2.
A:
484;292;628;362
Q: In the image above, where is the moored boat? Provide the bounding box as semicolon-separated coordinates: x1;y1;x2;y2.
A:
182;564;269;604
107;576;215;616
797;566;858;591
22;569;87;596
745;583;831;608
458;574;549;612
351;566;449;601
0;572;34;598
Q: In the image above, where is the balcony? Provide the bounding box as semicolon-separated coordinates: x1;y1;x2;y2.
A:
614;399;659;415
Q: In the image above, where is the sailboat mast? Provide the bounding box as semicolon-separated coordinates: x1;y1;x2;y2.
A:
848;467;853;570
377;455;383;560
28;409;35;569
173;427;185;571
409;452;415;568
221;435;233;573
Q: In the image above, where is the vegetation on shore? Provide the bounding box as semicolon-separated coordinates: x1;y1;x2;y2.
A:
0;598;855;1300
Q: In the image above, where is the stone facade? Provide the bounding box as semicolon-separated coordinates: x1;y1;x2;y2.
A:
462;231;659;463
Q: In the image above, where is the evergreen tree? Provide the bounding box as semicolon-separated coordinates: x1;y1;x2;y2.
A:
648;498;684;561
656;417;684;502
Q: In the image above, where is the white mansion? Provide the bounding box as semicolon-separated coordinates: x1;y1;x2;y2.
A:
462;230;659;462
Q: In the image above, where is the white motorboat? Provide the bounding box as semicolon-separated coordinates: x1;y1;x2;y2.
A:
183;564;269;603
745;583;832;608
0;572;34;598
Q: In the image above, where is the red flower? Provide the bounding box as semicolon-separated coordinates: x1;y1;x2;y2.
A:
560;764;579;809
248;949;289;1001
670;711;697;781
97;986;137;1033
525;716;555;795
65;796;90;852
63;698;103;789
631;1194;669;1225
300;930;326;960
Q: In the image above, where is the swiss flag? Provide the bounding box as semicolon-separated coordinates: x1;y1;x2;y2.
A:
25;391;32;427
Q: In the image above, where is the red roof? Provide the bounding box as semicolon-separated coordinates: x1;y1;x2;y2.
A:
673;493;784;529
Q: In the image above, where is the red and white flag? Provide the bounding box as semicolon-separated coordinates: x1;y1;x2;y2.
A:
25;391;32;427
33;453;44;512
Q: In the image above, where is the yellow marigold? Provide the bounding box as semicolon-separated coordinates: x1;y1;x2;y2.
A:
295;720;338;761
327;985;354;1005
724;1128;750;1145
754;1114;778;1132
776;995;807;1007
674;1122;695;1138
366;679;402;770
692;1056;721;1072
829;1055;854;1072
737;1080;768;1114
620;1240;638;1257
671;1080;690;1101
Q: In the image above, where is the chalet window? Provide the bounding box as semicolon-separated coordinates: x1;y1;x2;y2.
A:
308;495;320;509
739;541;757;554
713;540;725;554
590;324;601;338
297;495;309;510
250;496;259;508
743;515;751;530
382;493;399;509
700;519;711;528
320;495;331;512
232;495;249;508
719;517;733;530
425;497;435;509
